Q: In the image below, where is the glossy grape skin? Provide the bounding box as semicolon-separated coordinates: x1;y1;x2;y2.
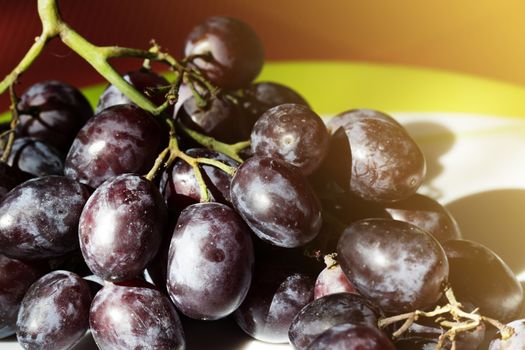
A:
314;264;356;299
96;69;170;113
288;293;381;350
241;81;309;132
0;176;90;260
383;193;462;243
160;148;239;212
231;156;322;248
167;202;254;320
0;255;41;338
489;319;525;349
89;282;185;350
79;174;167;281
16;270;92;350
327;109;426;202
184;16;264;89
307;324;395;350
0;163;31;199
16;80;93;153
64;104;166;189
337;218;449;314
251;104;329;175
4;137;64;177
177;95;244;143
444;239;523;321
234;270;314;343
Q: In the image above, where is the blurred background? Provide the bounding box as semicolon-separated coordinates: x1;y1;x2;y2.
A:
2;0;525;114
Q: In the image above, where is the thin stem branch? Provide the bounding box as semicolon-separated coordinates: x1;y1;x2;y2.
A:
177;122;246;162
1;85;20;162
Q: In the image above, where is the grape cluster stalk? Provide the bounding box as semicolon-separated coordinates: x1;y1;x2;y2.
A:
0;1;523;350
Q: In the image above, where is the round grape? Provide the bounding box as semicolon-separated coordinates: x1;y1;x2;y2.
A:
184;16;264;89
231;156;322;248
251;103;329;175
16;270;92;350
0;176;90;260
306;323;395;350
337;218;449;313
167;202;253;320
79;174;167;281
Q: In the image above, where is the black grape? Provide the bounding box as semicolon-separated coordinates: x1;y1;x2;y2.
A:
16;80;93;153
231;156;322;248
4;137;64;177
0;176;90;260
251;103;329;175
79;174;167;281
64;104;166;188
234;269;314;343
337;218;449;313
184;16;264;89
327;109;425;202
167;202;253;320
444;239;523;321
89;281;185;350
177;94;244;143
16;270;92;350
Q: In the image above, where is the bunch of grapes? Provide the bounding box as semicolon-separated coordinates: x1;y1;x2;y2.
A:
0;1;524;349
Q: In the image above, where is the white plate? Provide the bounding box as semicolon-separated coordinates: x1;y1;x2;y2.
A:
3;112;525;349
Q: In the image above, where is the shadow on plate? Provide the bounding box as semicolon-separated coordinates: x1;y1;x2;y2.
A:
446;189;525;276
403;121;456;199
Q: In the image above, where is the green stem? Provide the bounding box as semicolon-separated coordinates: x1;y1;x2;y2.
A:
177;122;247;163
195;157;236;176
0;34;49;95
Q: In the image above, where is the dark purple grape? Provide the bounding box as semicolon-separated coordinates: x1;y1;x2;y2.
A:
288;292;381;350
307;323;395;350
177;94;244;143
90;281;185;350
0;254;41;338
0;176;90;260
234;270;314;343
489;319;525;349
3;137;63;177
167;202;253;320
79;174;167;281
64;104;166;188
327;109;425;202
251;104;329;175
0;162;31;199
96;69;170;113
184;16;264;89
16;80;93;153
337;218;449;314
314;264;356;299
231;156;322;248
444;239;523;321
16;270;92;350
159;148;239;212
241;81;309;132
395;338;442;350
383;193;462;243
